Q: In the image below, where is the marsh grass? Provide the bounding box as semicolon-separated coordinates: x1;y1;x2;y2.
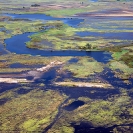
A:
0;88;67;132
48;89;133;132
0;54;71;73
102;44;133;77
63;57;104;78
0;20;46;44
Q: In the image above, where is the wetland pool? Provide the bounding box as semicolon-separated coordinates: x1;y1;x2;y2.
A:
63;100;85;111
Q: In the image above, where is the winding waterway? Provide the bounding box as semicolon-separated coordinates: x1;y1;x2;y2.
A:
5;32;112;63
3;13;112;63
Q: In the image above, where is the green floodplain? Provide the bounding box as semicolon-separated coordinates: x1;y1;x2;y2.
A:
0;0;133;132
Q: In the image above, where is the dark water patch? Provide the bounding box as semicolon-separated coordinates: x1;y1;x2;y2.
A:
71;122;113;133
0;83;19;93
127;86;133;99
0;60;7;62
32;67;120;100
0;72;27;78
3;13;84;28
16;88;32;95
10;63;43;68
76;31;133;41
33;67;120;100
35;67;57;84
42;82;119;100
68;58;79;63
64;100;85;111
56;86;119;100
10;63;28;68
0;98;9;105
26;76;34;80
99;68;133;89
72;122;133;133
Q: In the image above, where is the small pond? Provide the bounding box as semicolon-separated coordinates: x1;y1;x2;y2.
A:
64;100;85;111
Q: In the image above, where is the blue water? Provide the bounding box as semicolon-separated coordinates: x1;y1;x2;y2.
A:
5;32;112;63
3;13;112;63
3;13;84;27
91;0;98;2
76;31;133;40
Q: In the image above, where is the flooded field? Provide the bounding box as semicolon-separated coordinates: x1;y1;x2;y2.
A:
0;0;133;133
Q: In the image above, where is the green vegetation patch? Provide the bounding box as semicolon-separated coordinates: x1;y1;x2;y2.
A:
48;89;133;132
44;8;88;17
103;44;133;70
26;21;108;50
109;61;133;78
0;54;71;73
26;21;80;50
0;88;67;132
48;125;74;133
63;57;104;78
112;50;129;60
0;19;46;43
